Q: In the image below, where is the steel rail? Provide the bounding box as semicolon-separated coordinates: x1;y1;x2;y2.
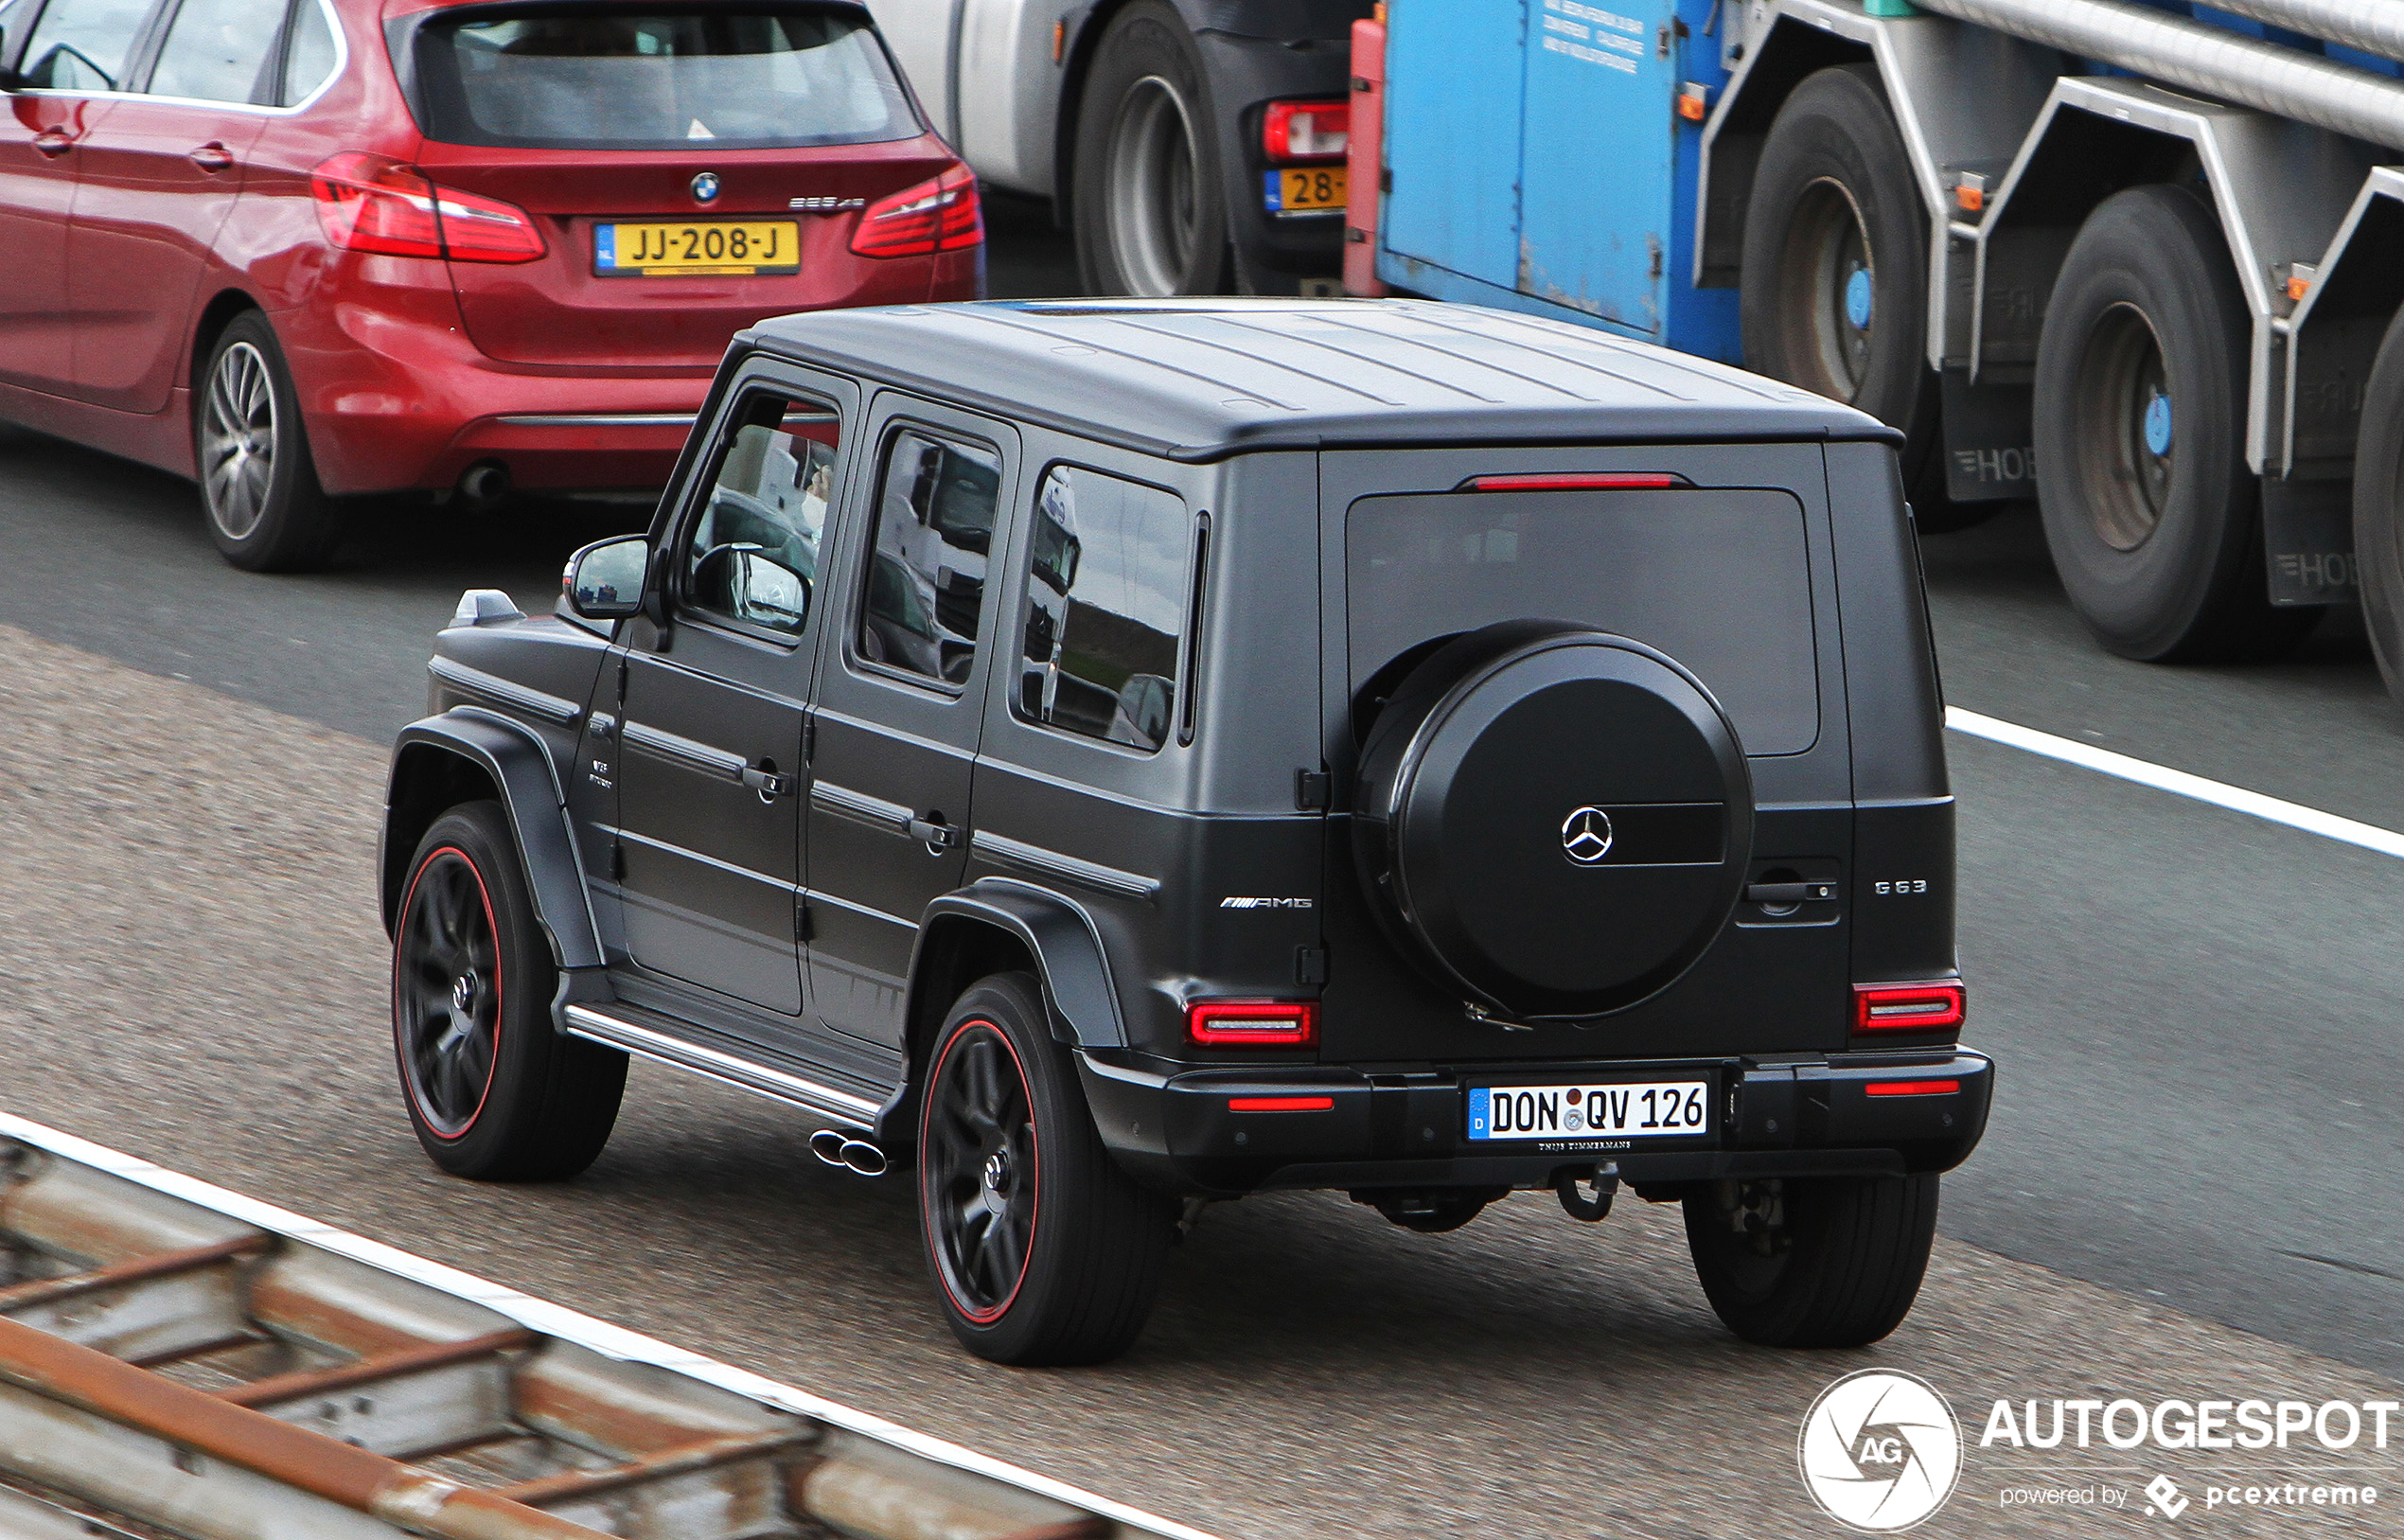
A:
1906;0;2404;151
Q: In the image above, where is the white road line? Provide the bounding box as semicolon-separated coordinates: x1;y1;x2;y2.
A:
0;1111;1220;1540
1947;706;2404;859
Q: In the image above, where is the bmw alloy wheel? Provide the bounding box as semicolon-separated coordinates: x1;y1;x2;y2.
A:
200;341;278;543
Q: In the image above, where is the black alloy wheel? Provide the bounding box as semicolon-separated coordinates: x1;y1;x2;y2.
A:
2350;300;2404;708
392;801;627;1180
1741;64;1981;532
1072;1;1232;297
2032;184;2310;662
1684;1174;1938;1348
196;311;343;572
916;972;1175;1365
396;846;504;1140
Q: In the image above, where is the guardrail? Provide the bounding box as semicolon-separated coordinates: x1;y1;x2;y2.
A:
0;1113;1215;1540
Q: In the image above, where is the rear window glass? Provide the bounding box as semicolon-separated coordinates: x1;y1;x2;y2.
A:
1016;465;1191;753
408;6;918;150
1346;488;1819;755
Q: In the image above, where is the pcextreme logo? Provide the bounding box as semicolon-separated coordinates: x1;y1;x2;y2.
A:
1798;1370;1965;1532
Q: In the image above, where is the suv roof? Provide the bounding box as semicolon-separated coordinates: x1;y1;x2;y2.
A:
739;298;1899;462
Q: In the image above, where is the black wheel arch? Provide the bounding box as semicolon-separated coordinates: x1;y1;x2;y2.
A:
381;712;605;979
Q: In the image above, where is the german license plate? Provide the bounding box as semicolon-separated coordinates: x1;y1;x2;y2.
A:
1264;166;1346;215
594;221;801;276
1467;1080;1711;1142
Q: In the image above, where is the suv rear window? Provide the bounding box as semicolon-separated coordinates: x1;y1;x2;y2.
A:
407;5;917;150
1346;487;1819;755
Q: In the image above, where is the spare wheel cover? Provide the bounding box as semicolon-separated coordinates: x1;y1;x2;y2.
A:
1360;627;1754;1018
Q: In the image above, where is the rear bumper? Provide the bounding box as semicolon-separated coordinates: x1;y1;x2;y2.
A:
1076;1048;1994;1198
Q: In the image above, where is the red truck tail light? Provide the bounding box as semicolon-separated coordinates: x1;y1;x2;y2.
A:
1853;982;1965;1034
1264;99;1349;162
310;153;544;263
1187;1000;1317;1048
851;164;981;257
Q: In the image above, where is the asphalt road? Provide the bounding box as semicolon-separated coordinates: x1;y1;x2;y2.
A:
3;204;2401;1534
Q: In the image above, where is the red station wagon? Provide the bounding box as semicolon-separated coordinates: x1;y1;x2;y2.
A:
0;0;981;569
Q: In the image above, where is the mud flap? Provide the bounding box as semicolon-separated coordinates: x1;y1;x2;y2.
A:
2260;476;2359;607
1939;370;2037;503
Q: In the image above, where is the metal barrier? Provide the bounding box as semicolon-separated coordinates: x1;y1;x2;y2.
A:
0;1113;1214;1540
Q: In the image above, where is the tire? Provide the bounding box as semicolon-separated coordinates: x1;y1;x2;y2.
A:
196;311;343;573
2033;185;2311;662
1071;1;1231;297
2352;303;2404;707
917;971;1176;1365
392;801;627;1180
1684;1174;1937;1348
1741;66;1980;533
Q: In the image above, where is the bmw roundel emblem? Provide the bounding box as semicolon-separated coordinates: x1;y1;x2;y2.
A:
1560;805;1615;865
690;171;721;204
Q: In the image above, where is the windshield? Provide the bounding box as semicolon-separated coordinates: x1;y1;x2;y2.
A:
1346;487;1820;755
409;6;919;150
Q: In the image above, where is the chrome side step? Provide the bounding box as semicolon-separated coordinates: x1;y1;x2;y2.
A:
561;1005;881;1131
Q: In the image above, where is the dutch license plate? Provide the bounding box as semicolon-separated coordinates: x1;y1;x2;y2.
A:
594;221;801;276
1467;1080;1711;1142
1264;166;1346;215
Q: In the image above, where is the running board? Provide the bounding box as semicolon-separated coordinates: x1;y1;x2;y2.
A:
562;1005;881;1131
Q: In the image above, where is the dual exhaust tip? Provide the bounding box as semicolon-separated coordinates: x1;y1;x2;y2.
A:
810;1128;889;1177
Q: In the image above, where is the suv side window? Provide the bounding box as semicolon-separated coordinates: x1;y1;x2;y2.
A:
276;0;338;104
17;0;156;89
1016;464;1190;752
150;0;283;103
858;427;999;688
678;391;840;640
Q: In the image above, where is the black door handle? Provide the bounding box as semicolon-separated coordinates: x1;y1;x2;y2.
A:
907;814;961;852
741;763;793;802
1743;880;1836;906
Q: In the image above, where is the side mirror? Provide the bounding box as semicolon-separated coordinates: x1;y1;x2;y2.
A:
561;536;649;622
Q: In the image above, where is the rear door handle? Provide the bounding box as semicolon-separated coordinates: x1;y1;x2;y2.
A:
187;141;235;172
32;129;75;159
907;815;962;852
740;763;793;802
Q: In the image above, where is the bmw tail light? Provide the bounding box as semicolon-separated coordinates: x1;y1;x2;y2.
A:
310;153;544;264
1187;1000;1317;1048
1852;982;1965;1035
1264;99;1349;162
851;164;981;257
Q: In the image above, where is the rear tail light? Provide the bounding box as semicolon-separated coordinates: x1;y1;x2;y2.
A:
310;152;544;264
1852;982;1966;1034
851;164;981;257
1464;472;1691;491
1865;1079;1960;1097
1187;1000;1317;1048
1264;99;1349;162
1229;1095;1334;1111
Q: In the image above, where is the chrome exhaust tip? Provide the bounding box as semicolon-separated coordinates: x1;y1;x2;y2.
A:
838;1139;889;1177
808;1129;850;1168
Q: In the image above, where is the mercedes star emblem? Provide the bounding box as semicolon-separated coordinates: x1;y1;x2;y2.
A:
690;171;721;204
1561;805;1615;865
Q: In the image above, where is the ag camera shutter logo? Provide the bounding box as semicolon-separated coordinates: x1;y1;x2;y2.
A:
1799;1370;1963;1531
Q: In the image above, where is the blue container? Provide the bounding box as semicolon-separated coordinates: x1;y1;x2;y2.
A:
1376;0;1741;362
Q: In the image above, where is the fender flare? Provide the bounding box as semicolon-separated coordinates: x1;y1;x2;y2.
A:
912;877;1126;1050
380;708;605;973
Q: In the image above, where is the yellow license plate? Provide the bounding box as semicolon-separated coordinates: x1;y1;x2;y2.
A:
595;221;801;275
1267;166;1346;215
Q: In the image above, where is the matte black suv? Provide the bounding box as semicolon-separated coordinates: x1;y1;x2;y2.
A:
380;298;1991;1366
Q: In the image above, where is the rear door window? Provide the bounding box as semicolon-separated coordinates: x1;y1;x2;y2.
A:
857;427;1001;688
406;7;917;150
277;0;338;105
1016;465;1191;753
149;0;282;102
17;0;156;89
1346;487;1819;755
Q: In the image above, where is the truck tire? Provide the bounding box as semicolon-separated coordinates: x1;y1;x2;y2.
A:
1072;1;1232;297
197;311;344;573
1684;1174;1936;1348
392;802;628;1180
1352;621;1754;1021
1741;65;1976;533
2351;303;2404;707
918;972;1177;1365
2033;186;2308;662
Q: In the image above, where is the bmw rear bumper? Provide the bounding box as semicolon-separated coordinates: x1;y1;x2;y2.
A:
1076;1048;1994;1198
